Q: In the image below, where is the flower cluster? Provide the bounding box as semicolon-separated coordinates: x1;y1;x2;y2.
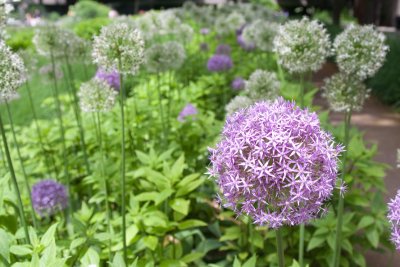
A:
225;95;253;115
388;190;400;250
242;20;278;52
145;41;186;73
215;11;246;36
0;1;13;38
0;40;26;101
334;24;388;80
322;73;370;112
231;77;245;90
215;44;231;55
273;17;331;73
31;180;68;216
95;68;120;90
207;54;233;72
78;78;118;112
92;23;145;75
209;98;343;228
237;34;256;51
244;69;280;101
178;103;198;122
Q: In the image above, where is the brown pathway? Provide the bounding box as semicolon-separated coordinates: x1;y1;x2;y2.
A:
312;63;400;266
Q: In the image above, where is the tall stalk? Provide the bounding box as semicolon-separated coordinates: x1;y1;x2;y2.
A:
5;102;38;228
276;228;285;267
0;112;30;244
156;73;167;143
117;56;127;262
50;50;72;213
0;135;7;170
332;109;352;267
63;53;91;175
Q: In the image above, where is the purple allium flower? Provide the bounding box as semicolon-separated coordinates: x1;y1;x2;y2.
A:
178;103;198;122
208;98;343;228
388;190;400;250
207;54;233;72
200;42;209;52
237;34;256;51
200;28;210;35
215;44;231;55
31;180;68;216
95;68;120;91
231;77;245;90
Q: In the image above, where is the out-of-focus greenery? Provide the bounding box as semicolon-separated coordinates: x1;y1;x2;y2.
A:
6;27;34;51
68;0;111;20
73;17;111;40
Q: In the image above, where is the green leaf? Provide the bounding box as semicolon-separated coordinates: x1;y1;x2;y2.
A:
366;229;379;248
357;216;375;230
159;259;184;267
242;255;257;267
180;252;204;263
170;155;185;182
135;150;151;164
169;198;190;216
178;219;207;230
40;223;58;247
233;257;241;267
143;236;158;251
0;229;11;261
176;174;203;197
127;225;139;244
220;226;241;241
145;169;171;190
70;237;86;250
111;252;126;267
80;247;100;266
307;236;325;251
10;245;32;256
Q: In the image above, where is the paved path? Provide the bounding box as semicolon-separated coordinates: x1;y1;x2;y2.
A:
313;63;400;266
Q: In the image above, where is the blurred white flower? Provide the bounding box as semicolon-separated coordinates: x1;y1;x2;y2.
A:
242;19;278;52
145;41;186;73
244;69;280;101
78;78;118;113
226;95;253;115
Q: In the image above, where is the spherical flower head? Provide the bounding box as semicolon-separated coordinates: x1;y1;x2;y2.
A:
231;77;245;90
242;20;278;52
33;25;65;57
200;28;210;35
92;23;145;75
388;190;400;250
0;40;26;101
244;69;280;101
176;24;194;44
225;95;253;115
215;11;246;36
237;34;256;51
145;41;186;73
207;54;233;72
95;68;120;90
78;78;118;112
31;180;68;217
0;1;13;38
322;73;370;112
334;24;388;80
273;17;332;74
209;98;343;228
215;44;231;55
178;103;198;122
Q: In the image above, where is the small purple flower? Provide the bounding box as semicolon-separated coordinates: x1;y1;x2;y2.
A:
95;68;120;90
200;42;209;52
200;28;210;35
215;44;231;55
178;103;198;122
208;98;343;228
207;54;233;72
388;190;400;250
231;77;245;90
237;34;256;51
31;180;68;216
236;24;246;36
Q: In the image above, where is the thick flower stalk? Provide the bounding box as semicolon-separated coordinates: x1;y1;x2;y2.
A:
244;69;280;101
78;78;118;113
207;54;233;72
242;19;278;52
209;98;343;228
31;180;68;217
322;73;370;112
273;17;331;74
388;190;400;250
334;24;388;80
92;22;145;75
178;103;198;122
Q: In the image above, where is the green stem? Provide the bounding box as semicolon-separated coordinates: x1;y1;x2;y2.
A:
0;112;30;244
299;74;305;108
276;228;285;267
0;135;7;170
299;224;305;267
332;109;352;267
156;73;167;143
117;57;127;262
5;102;38;228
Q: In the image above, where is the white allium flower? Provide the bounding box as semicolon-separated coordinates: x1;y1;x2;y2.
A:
176;23;194;44
92;23;145;75
0;1;13;38
242;19;278;52
244;69;280;101
226;95;253;115
334;24;388;80
145;41;186;73
322;72;370;112
273;17;332;74
215;11;245;36
33;25;64;57
78;78;118;112
0;40;26;101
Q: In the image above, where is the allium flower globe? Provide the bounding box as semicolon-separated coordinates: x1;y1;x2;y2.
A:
31;180;68;216
242;20;278;52
78;78;118;112
95;68;120;90
178;103;198;122
273;17;331;73
0;40;26;101
237;34;256;51
322;73;370;112
207;54;233;72
225;95;253;115
231;77;245;90
388;190;400;250
209;98;343;228
145;41;186;73
92;23;145;75
334;24;388;80
244;69;280;101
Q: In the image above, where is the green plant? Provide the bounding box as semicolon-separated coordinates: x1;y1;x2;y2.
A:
69;0;111;20
5;27;34;51
73;17;111;40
